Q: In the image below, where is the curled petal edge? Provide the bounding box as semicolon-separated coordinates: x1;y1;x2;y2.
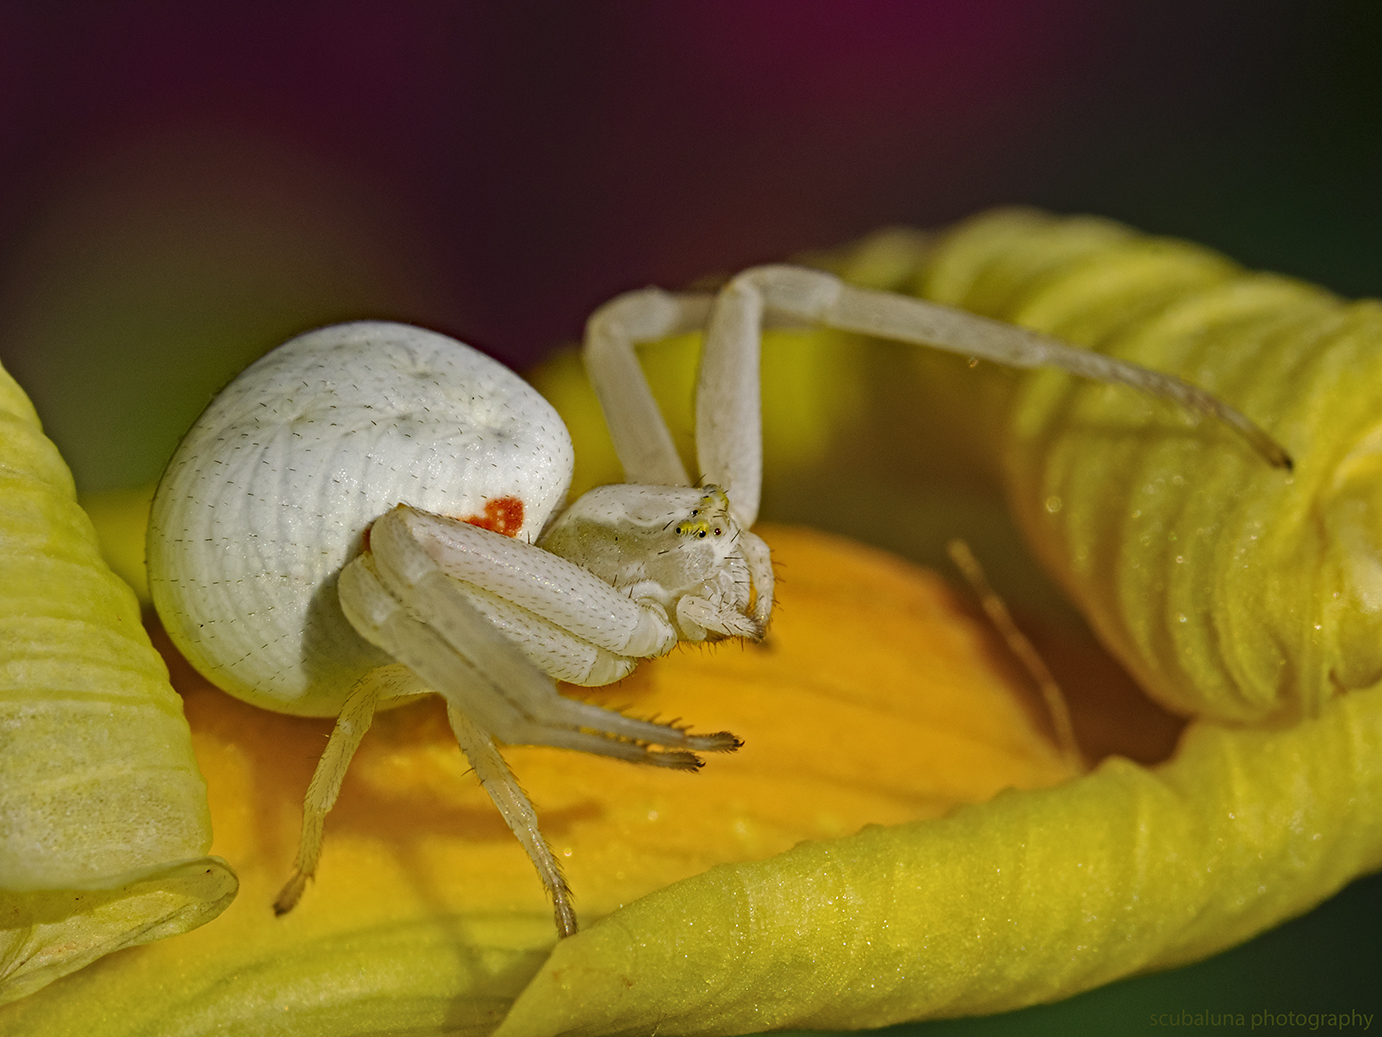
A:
0;361;237;1006
496;681;1382;1036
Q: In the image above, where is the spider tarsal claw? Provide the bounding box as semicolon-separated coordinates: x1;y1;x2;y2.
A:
687;731;743;753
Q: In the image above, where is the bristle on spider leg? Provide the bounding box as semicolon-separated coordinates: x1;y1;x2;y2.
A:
565;697;741;754
645;749;706;771
684;730;743;752
621;712;741;751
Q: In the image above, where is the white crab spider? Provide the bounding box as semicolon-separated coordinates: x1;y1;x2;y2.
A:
147;263;1288;939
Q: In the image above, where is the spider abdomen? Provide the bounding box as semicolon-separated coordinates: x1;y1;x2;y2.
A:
147;321;574;716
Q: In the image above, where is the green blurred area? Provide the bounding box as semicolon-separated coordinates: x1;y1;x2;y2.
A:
0;137;448;493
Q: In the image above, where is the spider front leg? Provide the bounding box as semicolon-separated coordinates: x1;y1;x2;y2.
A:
580;293;774;624
345;505;743;762
702;264;1293;474
584;266;1292;539
322;503;744;935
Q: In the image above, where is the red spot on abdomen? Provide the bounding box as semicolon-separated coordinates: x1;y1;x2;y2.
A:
460;496;525;537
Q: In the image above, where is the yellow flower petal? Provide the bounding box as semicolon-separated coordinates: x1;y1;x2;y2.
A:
916;208;1382;723
497;682;1382;1035
0;362;236;1006
77;484;156;606
0;522;1074;1034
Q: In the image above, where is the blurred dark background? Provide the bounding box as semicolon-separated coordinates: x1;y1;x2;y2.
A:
2;1;1380;492
1;3;1378;1033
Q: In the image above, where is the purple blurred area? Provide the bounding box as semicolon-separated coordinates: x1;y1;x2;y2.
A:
0;2;1334;357
0;2;1378;488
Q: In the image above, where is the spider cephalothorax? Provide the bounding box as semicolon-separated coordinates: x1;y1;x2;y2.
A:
538;483;769;642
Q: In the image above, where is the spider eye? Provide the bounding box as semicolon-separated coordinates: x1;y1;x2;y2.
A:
713;527;722;536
